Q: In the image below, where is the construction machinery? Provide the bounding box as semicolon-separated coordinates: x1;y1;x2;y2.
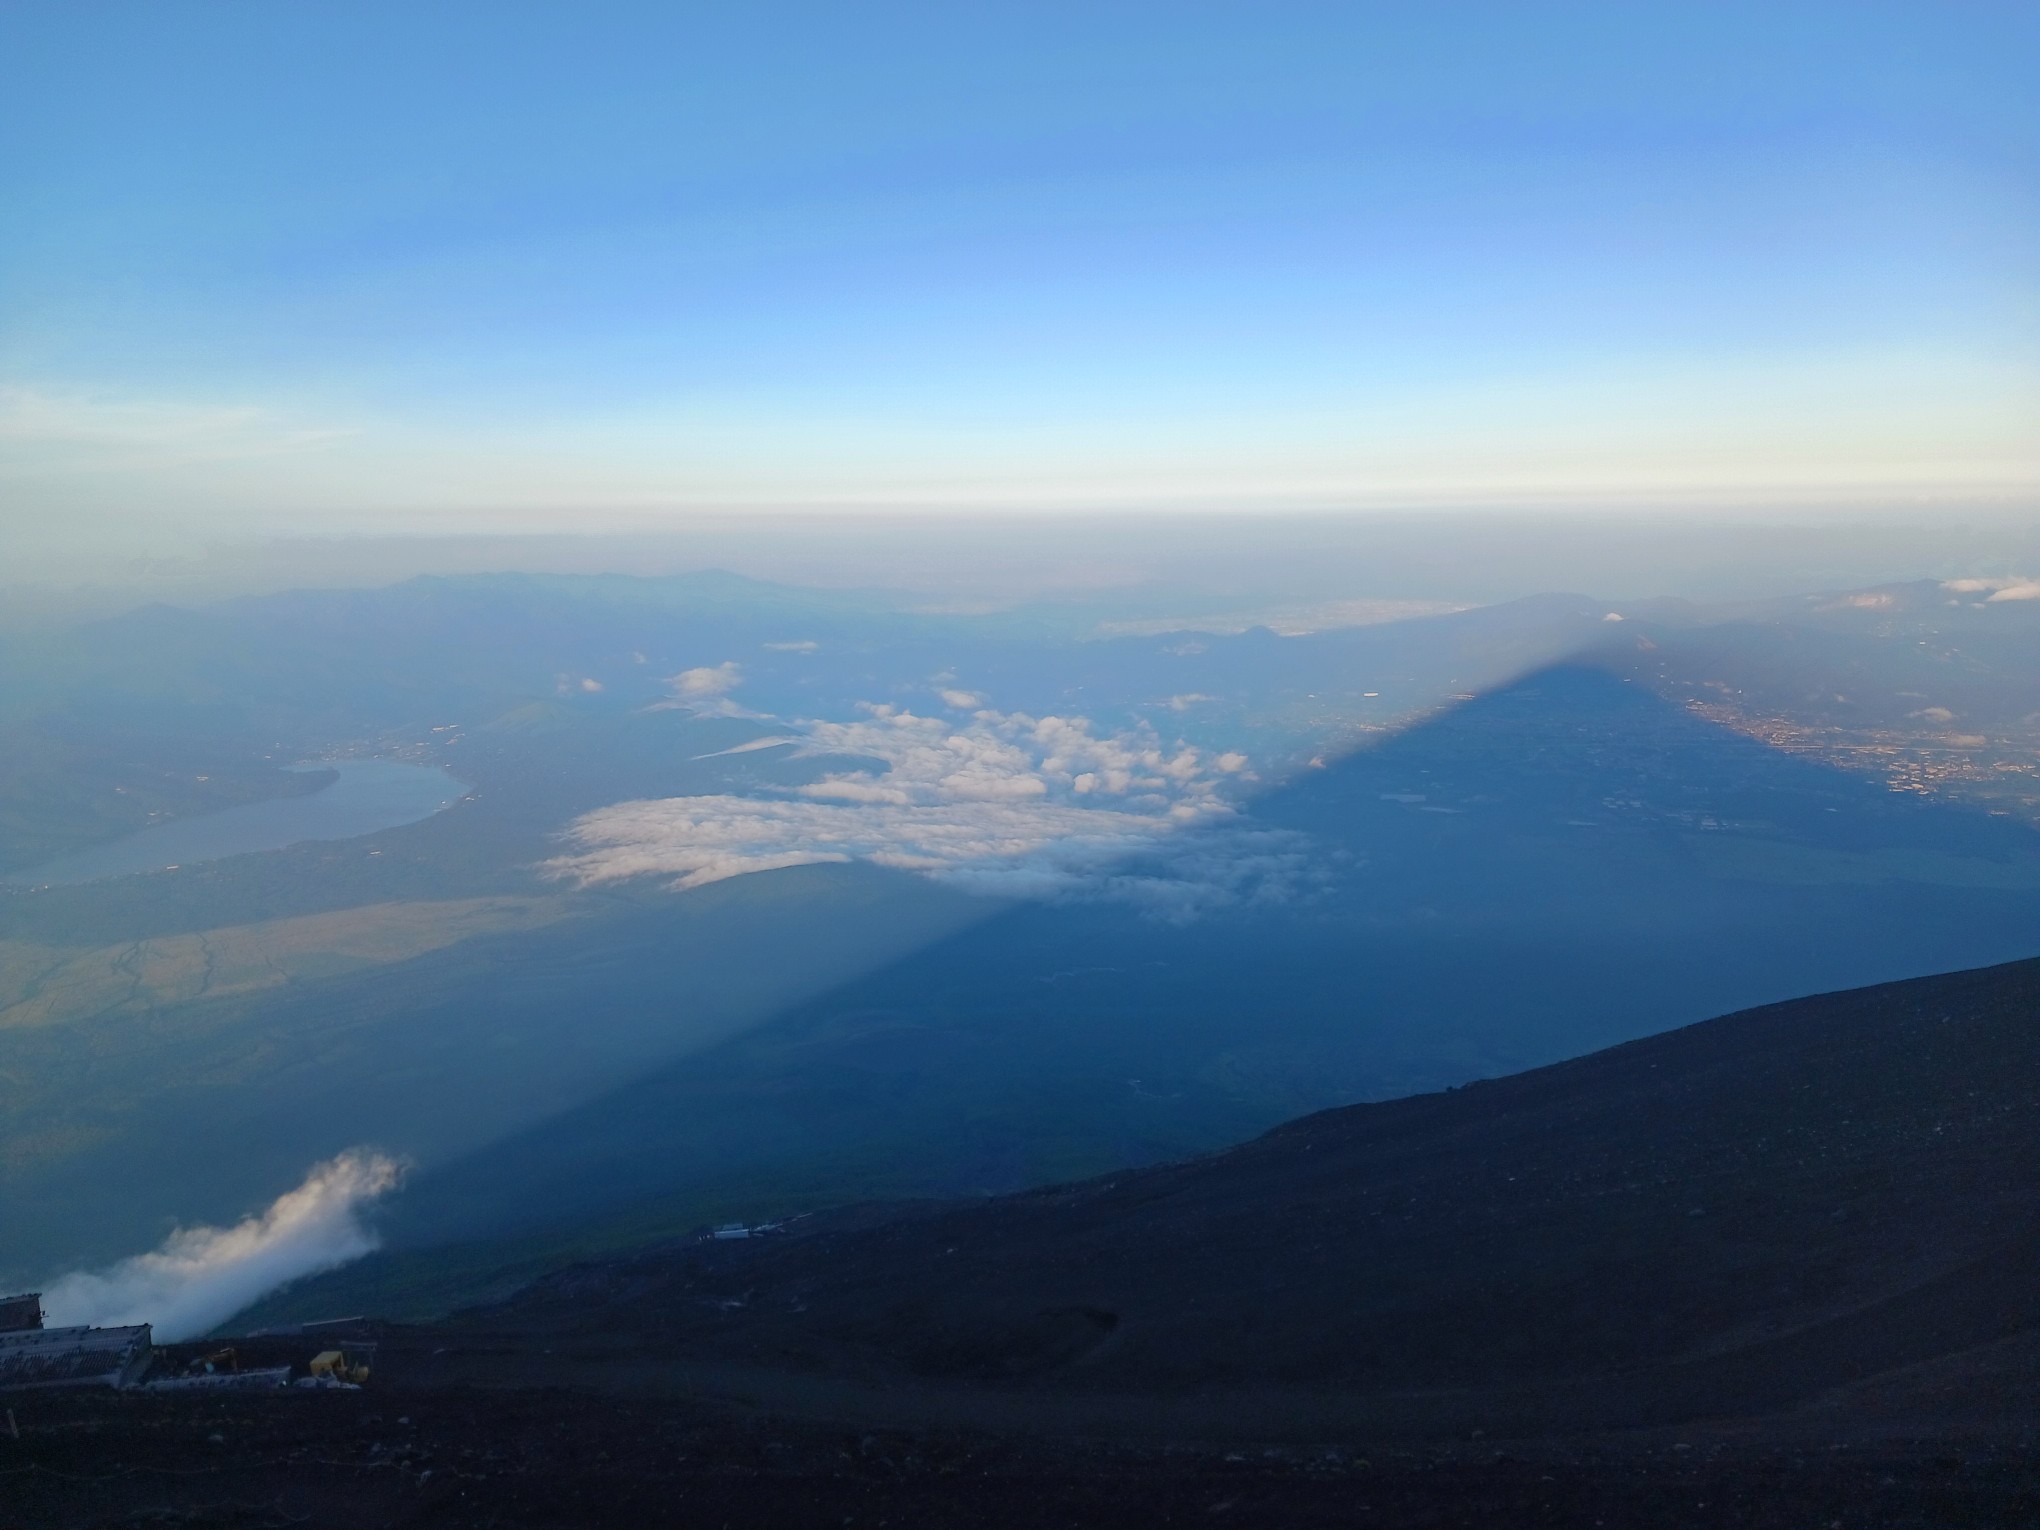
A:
307;1350;371;1385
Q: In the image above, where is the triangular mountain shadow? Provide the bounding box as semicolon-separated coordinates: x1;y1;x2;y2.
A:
243;662;2040;1321
440;954;2040;1436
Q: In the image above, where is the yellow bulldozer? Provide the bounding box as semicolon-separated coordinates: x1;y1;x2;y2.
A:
307;1350;371;1385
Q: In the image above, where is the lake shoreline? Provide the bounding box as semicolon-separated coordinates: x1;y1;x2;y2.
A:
4;760;467;889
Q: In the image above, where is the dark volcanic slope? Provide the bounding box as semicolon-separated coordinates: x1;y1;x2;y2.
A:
19;961;2040;1530
476;956;2040;1432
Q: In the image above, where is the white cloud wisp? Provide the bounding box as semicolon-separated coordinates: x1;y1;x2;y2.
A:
39;1150;404;1340
548;704;1310;916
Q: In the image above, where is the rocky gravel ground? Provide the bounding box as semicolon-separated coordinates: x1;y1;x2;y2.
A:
7;1388;2038;1530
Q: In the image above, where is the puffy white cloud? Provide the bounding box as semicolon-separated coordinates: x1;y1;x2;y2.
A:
1987;581;2040;603
661;662;765;718
39;1151;402;1341
548;704;1307;917
938;688;984;709
788;705;1243;809
672;662;743;696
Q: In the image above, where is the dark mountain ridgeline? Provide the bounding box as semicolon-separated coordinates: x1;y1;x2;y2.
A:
437;953;2040;1437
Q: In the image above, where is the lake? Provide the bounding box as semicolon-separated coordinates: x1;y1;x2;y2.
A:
7;761;466;888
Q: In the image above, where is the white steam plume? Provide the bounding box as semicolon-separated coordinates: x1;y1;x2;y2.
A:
40;1150;403;1340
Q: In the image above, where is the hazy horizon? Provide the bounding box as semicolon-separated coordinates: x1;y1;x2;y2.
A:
5;2;2036;557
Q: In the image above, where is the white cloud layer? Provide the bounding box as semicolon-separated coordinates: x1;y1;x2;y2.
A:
39;1150;403;1341
1943;576;2040;601
548;705;1310;916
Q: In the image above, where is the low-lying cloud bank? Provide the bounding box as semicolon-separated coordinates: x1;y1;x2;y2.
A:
40;1150;403;1341
551;704;1313;916
1943;576;2040;602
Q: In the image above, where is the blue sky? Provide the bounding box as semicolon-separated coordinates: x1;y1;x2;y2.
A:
2;2;2036;535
